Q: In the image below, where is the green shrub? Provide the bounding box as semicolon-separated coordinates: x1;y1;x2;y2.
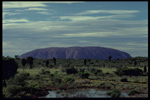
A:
120;77;128;82
80;72;90;79
115;67;143;76
7;72;30;86
6;84;23;96
128;90;140;95
79;68;86;72
5;72;31;97
89;68;103;75
32;74;40;80
26;81;40;94
66;67;78;74
107;89;121;98
63;76;75;83
51;74;62;84
94;69;103;75
40;69;50;75
3;57;18;81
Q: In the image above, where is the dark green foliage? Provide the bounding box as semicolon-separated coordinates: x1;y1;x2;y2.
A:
84;59;87;65
80;72;90;79
12;72;30;86
63;76;75;83
115;67;143;76
26;81;40;94
89;68;103;75
6;84;23;96
134;60;137;66
21;58;26;66
3;57;18;86
46;60;49;67
144;65;147;73
128;90;140;95
32;74;41;80
53;57;56;65
26;56;34;69
107;89;121;98
66;67;78;74
51;74;62;84
94;69;103;75
108;56;112;61
79;68;86;72
40;69;50;75
5;72;30;97
120;77;128;82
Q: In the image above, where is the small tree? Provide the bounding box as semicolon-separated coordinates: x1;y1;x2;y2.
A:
3;57;18;87
84;59;87;66
53;57;56;65
21;58;26;71
26;56;34;69
108;56;112;61
144;65;147;73
134;60;137;67
46;60;49;67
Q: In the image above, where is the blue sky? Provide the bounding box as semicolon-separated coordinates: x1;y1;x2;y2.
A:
3;1;148;57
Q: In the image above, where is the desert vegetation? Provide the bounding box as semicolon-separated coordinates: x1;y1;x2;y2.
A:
2;56;148;98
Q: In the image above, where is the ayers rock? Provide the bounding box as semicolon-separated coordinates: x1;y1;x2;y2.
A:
20;46;131;59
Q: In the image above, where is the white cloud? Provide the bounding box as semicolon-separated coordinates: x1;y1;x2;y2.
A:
60;16;102;21
63;32;113;37
3;42;11;47
3;18;29;23
25;7;48;11
3;1;85;9
45;1;85;4
3;2;47;9
126;42;147;47
3;12;20;18
36;11;51;15
76;10;139;15
60;14;135;21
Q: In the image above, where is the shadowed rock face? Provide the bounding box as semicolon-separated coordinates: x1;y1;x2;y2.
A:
20;46;131;59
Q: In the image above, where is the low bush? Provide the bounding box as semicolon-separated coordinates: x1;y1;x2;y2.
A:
128;90;140;95
7;72;30;86
40;69;50;75
115;67;143;76
63;76;75;84
51;74;62;84
80;72;90;79
107;89;121;98
90;68;103;75
6;84;23;97
120;77;128;82
32;74;41;80
66;67;78;74
26;81;40;94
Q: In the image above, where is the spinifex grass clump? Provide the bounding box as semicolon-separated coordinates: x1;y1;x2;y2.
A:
107;89;121;98
128;90;140;96
120;77;128;82
5;72;31;98
115;67;143;76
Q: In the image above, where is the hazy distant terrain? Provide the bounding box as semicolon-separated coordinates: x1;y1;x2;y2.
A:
20;46;131;59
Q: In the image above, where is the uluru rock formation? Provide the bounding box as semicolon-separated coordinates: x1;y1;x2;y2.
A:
20;46;131;59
